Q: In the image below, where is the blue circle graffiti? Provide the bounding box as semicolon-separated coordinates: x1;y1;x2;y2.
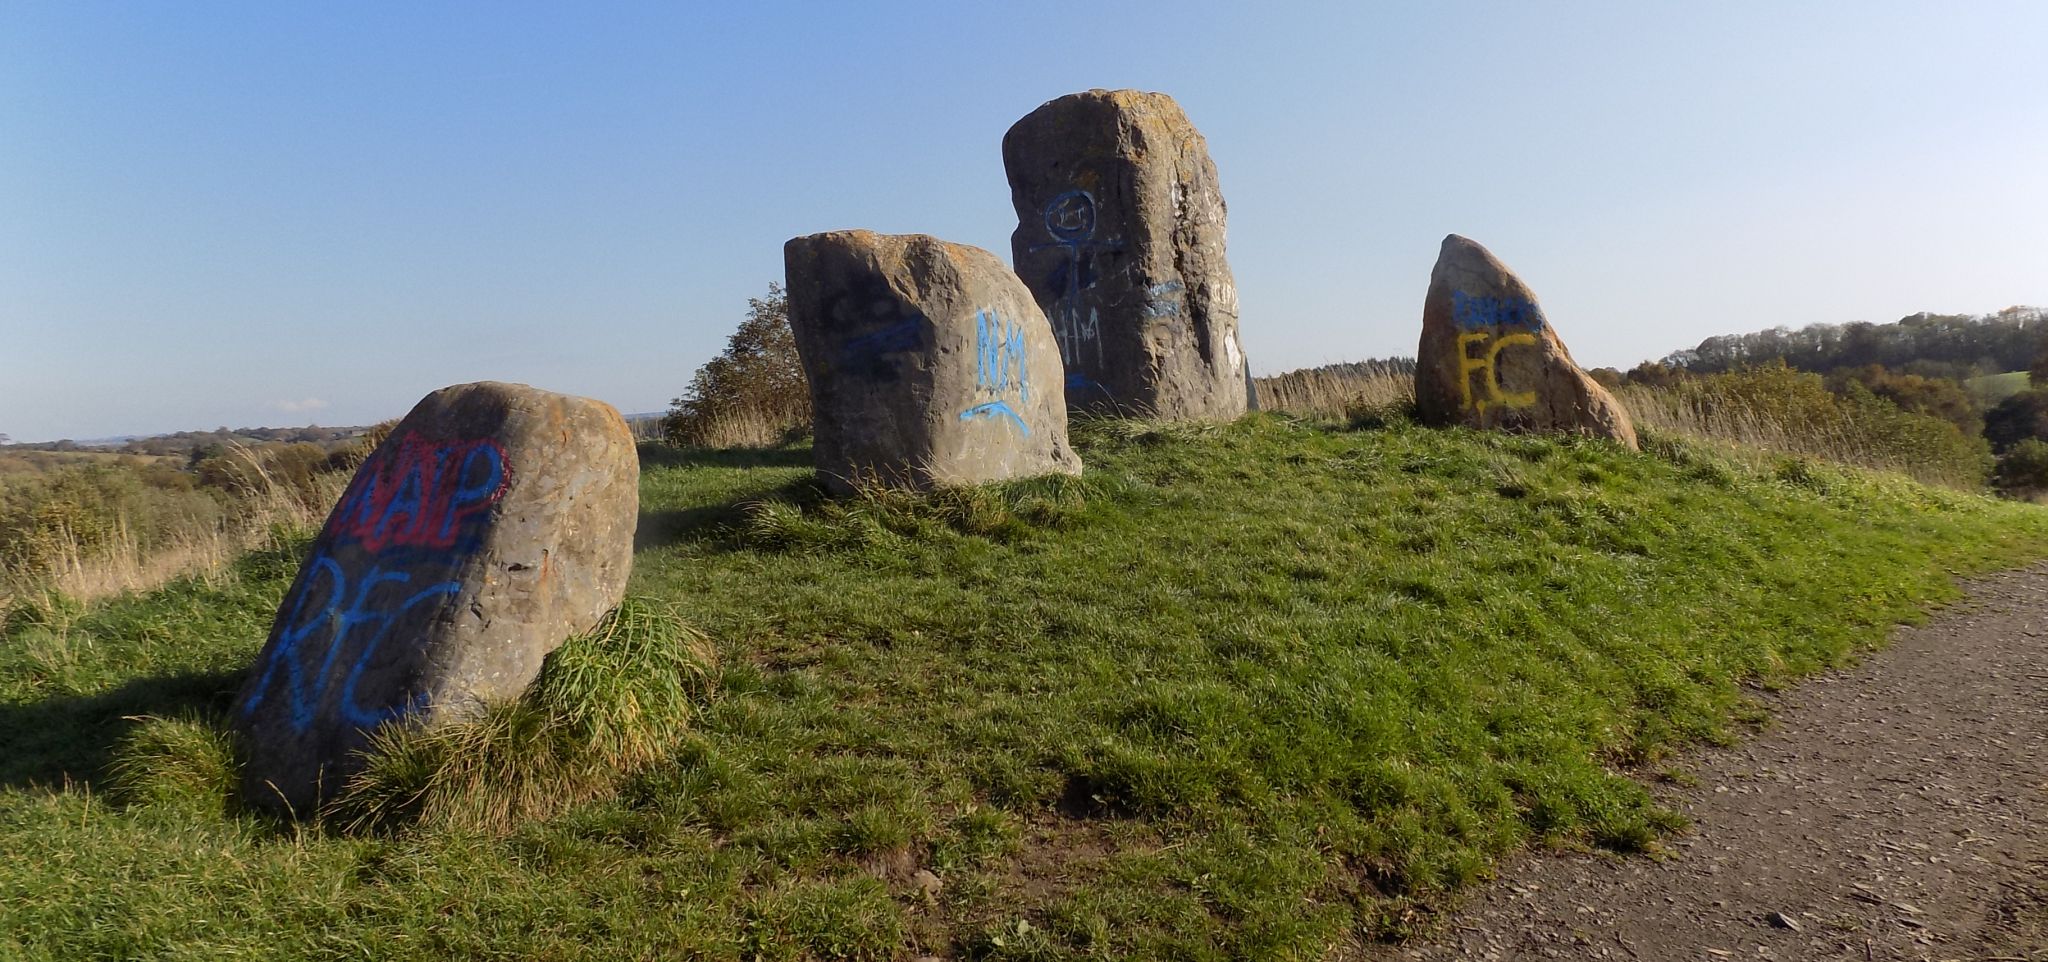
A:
1041;190;1097;244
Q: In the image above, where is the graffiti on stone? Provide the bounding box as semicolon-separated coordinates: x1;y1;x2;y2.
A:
958;308;1032;435
1451;291;1544;414
1031;189;1120;371
241;433;510;733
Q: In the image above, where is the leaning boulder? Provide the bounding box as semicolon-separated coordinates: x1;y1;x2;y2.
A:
1003;89;1246;421
1414;235;1638;449
784;230;1082;493
235;381;639;812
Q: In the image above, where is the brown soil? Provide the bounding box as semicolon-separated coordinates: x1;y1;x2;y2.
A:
1380;562;2048;961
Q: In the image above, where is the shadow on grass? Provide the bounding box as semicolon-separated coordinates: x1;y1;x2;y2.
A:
637;442;812;471
635;477;825;552
0;668;241;791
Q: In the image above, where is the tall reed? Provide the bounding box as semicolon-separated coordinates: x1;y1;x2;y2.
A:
1251;360;1989;489
1254;361;1416;420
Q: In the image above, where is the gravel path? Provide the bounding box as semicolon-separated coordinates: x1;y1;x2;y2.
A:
1383;563;2048;961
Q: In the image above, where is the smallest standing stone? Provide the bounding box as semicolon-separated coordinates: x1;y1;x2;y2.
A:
1414;234;1637;449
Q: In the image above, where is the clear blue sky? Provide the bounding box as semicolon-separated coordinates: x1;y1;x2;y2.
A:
4;1;2044;442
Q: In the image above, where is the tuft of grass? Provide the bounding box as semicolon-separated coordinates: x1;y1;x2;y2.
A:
331;599;715;833
107;713;241;816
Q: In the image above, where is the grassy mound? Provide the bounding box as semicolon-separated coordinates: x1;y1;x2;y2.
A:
5;414;2048;960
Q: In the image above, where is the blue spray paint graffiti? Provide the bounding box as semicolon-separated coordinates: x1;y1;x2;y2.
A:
960;402;1031;434
958;308;1032;436
241;433;510;733
1066;372;1110;399
975;308;1029;402
1452;291;1544;332
1141;280;1185;319
841;317;925;362
1031;189;1119;370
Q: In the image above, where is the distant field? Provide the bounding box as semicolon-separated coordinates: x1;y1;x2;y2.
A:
7;416;2048;959
1966;370;2030;405
0;449;174;477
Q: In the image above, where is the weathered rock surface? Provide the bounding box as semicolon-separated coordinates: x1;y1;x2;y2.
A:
235;381;639;812
1414;235;1638;449
784;230;1082;493
1003;88;1247;421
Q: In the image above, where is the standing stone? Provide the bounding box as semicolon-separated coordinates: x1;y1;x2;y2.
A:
235;381;639;813
1003;89;1247;421
1415;235;1638;449
784;230;1082;493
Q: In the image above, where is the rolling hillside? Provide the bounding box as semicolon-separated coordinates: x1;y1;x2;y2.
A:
5;415;2048;959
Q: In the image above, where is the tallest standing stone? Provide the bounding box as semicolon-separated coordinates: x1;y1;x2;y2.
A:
1004;89;1247;421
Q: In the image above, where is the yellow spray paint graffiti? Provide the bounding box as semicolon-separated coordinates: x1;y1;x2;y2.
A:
1451;290;1544;415
1457;331;1538;415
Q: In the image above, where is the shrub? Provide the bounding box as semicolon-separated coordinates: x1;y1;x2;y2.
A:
1995;438;2048;494
666;284;811;448
0;466;227;585
1984;388;2048;452
194;442;336;510
1823;364;1983;436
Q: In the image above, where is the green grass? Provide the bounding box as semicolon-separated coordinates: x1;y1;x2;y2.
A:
7;414;2048;960
1966;370;2031;405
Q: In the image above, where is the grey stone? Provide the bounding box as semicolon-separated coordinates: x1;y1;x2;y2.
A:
234;381;639;813
1003;88;1247;421
1414;234;1638;449
784;230;1082;494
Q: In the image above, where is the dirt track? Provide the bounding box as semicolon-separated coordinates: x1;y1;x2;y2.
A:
1384;563;2048;961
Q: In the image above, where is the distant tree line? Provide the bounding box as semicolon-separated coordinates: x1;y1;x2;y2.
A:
1642;306;2047;382
1602;306;2048;496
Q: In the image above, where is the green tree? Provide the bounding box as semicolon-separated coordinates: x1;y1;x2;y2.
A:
1985;389;2048;452
665;284;811;448
2029;335;2048;387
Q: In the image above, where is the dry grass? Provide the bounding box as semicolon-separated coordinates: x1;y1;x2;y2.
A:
1615;380;1990;488
672;405;802;449
1618;384;1849;458
0;444;352;620
1250;361;1987;489
1254;364;1415;420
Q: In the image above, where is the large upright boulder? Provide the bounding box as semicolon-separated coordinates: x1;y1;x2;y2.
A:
784;230;1082;493
235;381;639;812
1415;235;1638;449
1003;89;1246;421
